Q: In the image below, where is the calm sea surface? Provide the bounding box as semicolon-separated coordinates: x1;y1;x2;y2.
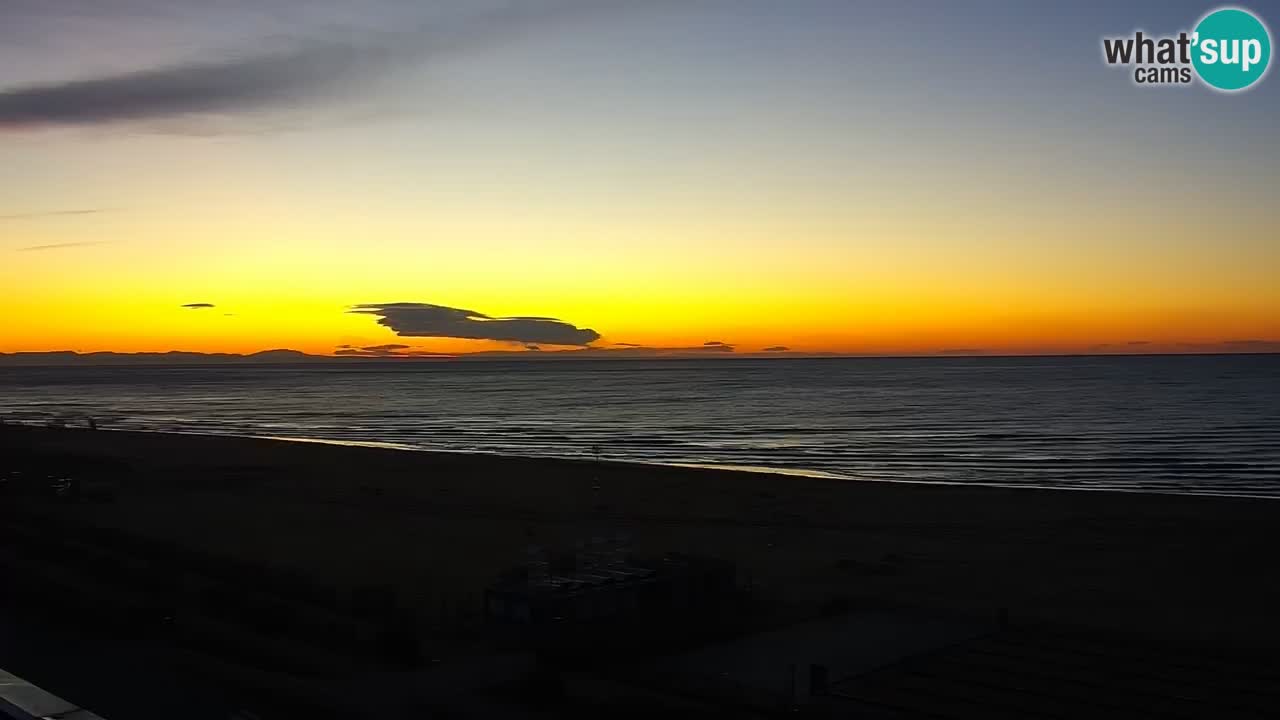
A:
2;356;1277;497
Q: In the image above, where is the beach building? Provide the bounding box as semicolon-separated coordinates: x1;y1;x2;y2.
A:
485;540;738;631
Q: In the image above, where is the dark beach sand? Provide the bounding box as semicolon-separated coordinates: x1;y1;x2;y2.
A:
3;424;1278;651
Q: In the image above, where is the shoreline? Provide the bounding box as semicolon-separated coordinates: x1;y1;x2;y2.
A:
10;421;1278;501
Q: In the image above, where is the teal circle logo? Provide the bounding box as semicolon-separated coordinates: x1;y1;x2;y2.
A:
1192;8;1272;91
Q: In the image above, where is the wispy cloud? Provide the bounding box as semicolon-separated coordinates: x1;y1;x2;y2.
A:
564;342;737;356
0;2;631;132
698;341;735;352
15;241;110;252
334;344;450;358
1;208;108;221
1093;340;1280;355
1217;339;1280;351
329;343;747;359
0;44;385;130
351;302;602;346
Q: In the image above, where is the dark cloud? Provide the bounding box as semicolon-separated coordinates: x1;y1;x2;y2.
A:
1;208;107;220
181;303;215;309
1205;340;1280;353
0;43;386;130
704;340;727;346
1099;340;1280;354
595;343;734;355
334;343;415;357
333;346;452;358
0;2;631;132
454;344;740;358
1076;340;1280;355
15;241;110;252
762;346;790;352
351;302;601;346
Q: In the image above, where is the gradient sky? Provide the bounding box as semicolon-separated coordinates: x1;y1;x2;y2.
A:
1;0;1277;356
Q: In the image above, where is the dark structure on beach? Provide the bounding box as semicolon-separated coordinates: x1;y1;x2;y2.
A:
485;539;739;653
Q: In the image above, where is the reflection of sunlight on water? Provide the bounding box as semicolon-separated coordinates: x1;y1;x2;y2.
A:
254;435;421;452
666;461;850;480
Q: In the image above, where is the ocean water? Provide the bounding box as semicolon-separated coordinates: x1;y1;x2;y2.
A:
2;355;1278;497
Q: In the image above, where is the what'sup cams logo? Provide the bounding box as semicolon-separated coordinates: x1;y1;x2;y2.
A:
1103;6;1272;91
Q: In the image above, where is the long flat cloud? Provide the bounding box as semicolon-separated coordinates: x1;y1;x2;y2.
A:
352;302;601;346
16;241;110;252
0;45;377;129
0;2;626;131
1;208;107;220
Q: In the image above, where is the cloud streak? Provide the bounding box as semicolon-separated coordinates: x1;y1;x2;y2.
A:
0;43;384;130
351;302;601;346
15;241;110;252
1;208;108;220
334;343;415;356
0;2;626;132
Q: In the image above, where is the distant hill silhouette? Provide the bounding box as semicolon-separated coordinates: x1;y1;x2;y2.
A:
0;349;331;366
0;346;830;366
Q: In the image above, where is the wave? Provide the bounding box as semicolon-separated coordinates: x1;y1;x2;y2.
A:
2;356;1278;497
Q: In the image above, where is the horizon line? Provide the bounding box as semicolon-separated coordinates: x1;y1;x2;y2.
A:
1;347;1277;367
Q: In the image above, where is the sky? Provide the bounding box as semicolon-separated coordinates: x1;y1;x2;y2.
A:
1;0;1277;357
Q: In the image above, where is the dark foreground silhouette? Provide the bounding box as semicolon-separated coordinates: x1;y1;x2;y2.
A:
2;425;1278;718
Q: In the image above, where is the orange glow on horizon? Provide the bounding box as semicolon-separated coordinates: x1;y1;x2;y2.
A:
2;2;1278;361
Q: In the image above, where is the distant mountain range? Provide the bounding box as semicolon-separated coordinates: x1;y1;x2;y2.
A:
0;350;336;366
0;348;822;366
5;347;1270;366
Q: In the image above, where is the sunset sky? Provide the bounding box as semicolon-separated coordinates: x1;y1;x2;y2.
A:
2;0;1277;357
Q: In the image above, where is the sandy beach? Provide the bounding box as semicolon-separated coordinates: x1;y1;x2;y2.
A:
4;423;1278;654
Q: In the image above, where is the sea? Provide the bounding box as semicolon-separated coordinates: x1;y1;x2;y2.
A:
2;355;1277;498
